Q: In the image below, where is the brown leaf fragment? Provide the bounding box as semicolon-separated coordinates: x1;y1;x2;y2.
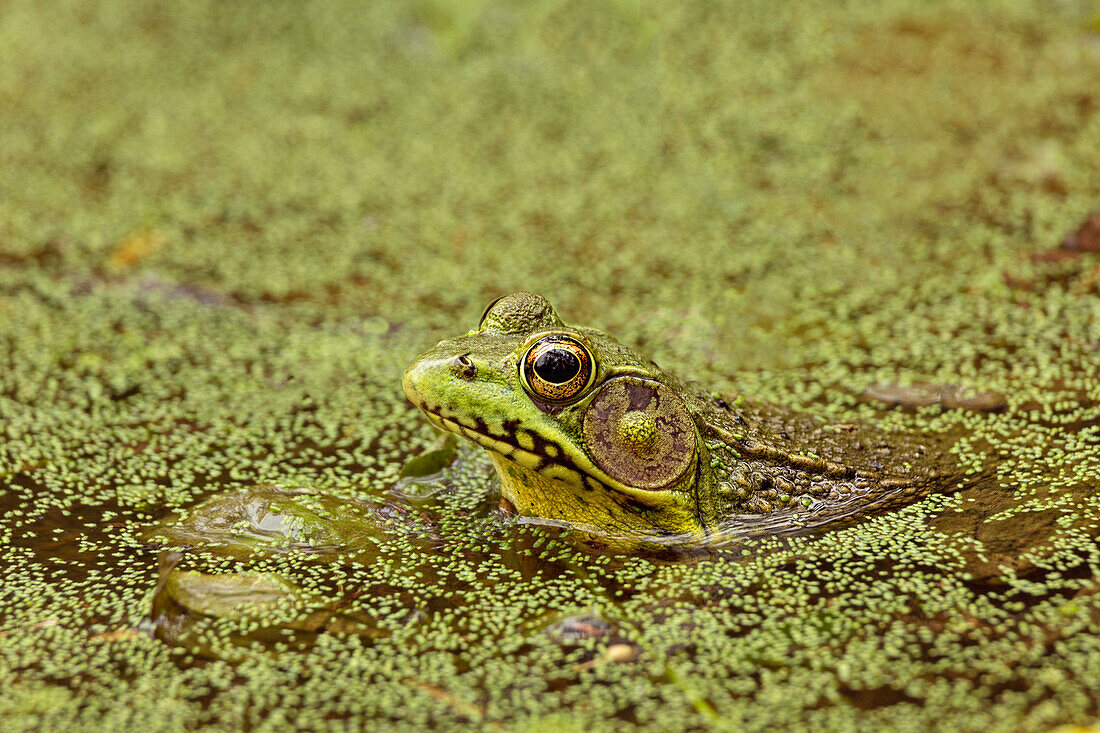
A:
1061;210;1100;253
110;229;166;269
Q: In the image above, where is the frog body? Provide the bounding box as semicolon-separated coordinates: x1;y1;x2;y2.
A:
402;293;955;543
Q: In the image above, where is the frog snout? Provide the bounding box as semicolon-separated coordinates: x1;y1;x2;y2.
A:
402;352;480;410
401;357;437;408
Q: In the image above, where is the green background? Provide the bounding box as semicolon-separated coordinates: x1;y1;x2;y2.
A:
2;0;1100;730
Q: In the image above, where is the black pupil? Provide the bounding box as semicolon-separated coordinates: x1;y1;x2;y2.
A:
533;348;580;384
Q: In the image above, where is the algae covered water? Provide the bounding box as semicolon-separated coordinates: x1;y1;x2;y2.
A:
2;0;1100;730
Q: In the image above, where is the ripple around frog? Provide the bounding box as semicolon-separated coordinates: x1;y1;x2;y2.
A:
141;436;1100;662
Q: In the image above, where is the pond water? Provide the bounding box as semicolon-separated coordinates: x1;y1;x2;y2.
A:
2;0;1100;729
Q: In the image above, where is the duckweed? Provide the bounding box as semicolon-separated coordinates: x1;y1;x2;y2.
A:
2;0;1100;730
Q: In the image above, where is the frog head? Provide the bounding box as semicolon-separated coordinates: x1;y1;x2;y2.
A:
402;292;717;540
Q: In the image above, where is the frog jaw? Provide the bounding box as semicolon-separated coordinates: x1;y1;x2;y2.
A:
487;453;704;541
402;352;708;539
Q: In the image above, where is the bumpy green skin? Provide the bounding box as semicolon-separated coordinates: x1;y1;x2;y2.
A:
404;292;956;542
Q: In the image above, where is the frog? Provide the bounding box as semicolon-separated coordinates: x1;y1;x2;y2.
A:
402;292;959;544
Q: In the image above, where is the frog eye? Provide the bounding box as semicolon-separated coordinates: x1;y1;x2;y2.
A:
521;335;594;403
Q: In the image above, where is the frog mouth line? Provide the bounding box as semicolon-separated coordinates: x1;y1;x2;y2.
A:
412;403;610;492
416;405;563;475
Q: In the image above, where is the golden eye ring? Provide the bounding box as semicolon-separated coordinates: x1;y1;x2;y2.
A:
521;335;594;403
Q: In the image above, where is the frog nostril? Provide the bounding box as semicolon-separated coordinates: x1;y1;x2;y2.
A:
452;354;478;380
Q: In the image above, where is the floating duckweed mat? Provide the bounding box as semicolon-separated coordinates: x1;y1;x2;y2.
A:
2;0;1100;730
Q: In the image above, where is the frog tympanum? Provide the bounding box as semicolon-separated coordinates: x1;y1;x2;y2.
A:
403;292;957;543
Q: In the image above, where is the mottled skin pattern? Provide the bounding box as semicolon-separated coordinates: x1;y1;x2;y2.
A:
403;293;957;543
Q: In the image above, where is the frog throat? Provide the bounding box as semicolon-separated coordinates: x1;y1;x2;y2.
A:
488;454;705;539
414;405;707;537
